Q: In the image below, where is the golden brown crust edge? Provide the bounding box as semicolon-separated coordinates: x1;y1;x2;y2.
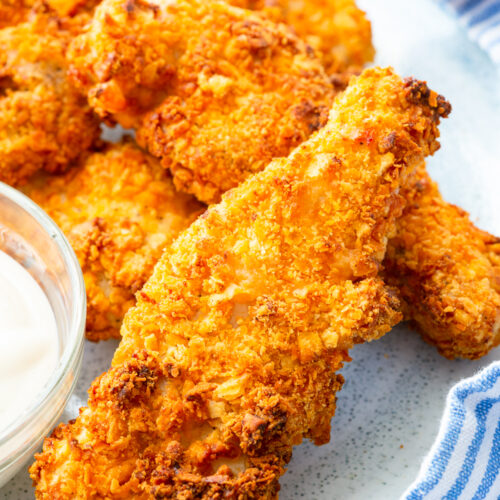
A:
385;164;500;359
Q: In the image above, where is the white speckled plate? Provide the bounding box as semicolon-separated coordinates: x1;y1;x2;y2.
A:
2;0;500;498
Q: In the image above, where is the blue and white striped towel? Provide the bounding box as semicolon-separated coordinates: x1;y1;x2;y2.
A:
403;362;500;499
441;0;500;65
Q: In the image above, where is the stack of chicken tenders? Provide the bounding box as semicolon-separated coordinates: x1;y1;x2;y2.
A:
1;0;498;497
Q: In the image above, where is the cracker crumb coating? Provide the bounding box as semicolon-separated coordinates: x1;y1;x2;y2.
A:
229;0;375;75
45;0;102;17
0;0;100;27
385;164;500;359
31;68;449;498
0;0;34;28
25;142;203;341
67;0;336;204
0;10;100;185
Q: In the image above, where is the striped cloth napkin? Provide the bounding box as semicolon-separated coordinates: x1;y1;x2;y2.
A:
440;0;500;64
403;362;500;499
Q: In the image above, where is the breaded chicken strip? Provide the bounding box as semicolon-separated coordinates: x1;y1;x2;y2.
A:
0;12;100;185
242;2;499;360
25;142;203;341
67;0;336;204
385;164;500;359
229;0;374;76
31;68;450;498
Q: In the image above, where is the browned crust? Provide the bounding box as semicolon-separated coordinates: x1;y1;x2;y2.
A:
67;0;336;203
229;0;375;75
24;142;203;341
0;7;100;185
384;165;500;359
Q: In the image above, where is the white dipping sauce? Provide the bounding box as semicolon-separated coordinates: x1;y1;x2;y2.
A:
0;250;58;432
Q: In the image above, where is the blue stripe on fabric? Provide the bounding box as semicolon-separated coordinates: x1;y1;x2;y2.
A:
473;12;500;39
442;397;500;499
455;0;491;15
405;368;500;500
467;3;500;26
437;0;500;64
472;417;500;500
440;0;500;66
406;404;466;500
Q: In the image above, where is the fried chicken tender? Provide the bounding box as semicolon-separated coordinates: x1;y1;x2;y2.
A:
229;0;374;76
67;0;336;204
25;142;203;341
31;68;450;498
0;9;100;185
384;164;500;359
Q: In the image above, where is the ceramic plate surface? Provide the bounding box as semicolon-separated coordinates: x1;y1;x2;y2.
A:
2;0;499;498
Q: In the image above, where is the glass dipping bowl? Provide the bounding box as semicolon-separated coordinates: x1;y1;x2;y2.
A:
0;182;85;487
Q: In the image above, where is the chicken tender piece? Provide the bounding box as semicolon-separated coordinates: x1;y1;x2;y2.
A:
31;68;450;498
0;13;100;185
25;142;203;341
250;0;499;360
229;0;374;76
67;0;336;204
384;164;500;359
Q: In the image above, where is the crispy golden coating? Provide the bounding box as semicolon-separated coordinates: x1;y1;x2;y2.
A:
31;68;450;499
0;0;34;28
67;0;336;204
0;0;99;27
0;12;100;185
45;0;101;17
25;142;203;341
384;164;500;359
229;0;375;75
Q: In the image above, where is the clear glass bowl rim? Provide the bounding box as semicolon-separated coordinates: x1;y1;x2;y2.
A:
0;182;86;451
